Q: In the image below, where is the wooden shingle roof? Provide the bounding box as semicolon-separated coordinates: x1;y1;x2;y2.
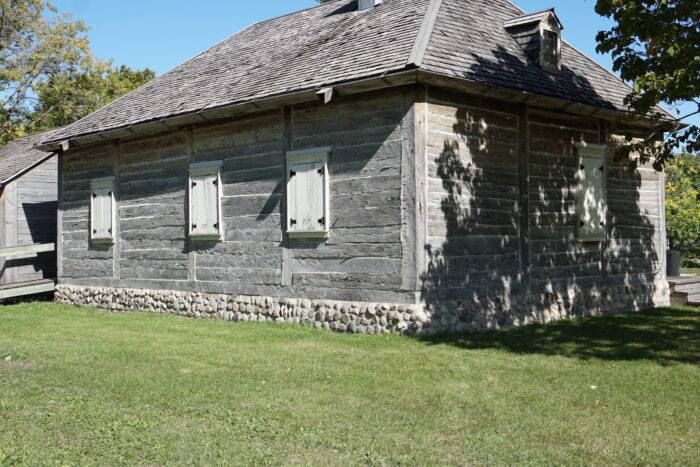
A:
0;130;57;187
42;0;669;148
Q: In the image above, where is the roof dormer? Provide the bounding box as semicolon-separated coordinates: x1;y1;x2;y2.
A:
504;8;563;72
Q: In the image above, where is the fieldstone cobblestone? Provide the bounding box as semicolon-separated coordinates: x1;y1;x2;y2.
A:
54;281;670;335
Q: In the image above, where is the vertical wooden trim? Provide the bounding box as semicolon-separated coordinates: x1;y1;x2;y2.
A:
281;105;293;286
401;86;418;292
414;84;428;299
185;126;196;285
4;181;18;284
599;119;610;278
56;150;64;282
517;104;530;284
112;141;121;280
658;164;667;282
0;185;6;285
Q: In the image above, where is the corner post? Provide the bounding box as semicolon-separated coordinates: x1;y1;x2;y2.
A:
112;141;121;281
56;149;64;282
281;105;293;286
517;104;530;284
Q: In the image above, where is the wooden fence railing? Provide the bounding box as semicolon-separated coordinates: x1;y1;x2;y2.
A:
0;242;56;300
0;242;55;259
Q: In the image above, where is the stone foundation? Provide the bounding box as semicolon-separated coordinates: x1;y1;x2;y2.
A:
55;281;670;335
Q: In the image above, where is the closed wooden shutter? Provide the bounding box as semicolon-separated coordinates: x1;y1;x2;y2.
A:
286;147;330;238
189;162;222;239
90;178;115;242
576;144;606;241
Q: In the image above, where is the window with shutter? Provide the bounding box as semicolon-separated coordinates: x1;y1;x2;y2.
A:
189;161;223;240
575;143;607;242
90;177;115;243
286;147;331;238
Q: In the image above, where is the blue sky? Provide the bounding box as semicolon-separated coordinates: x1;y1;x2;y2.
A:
51;0;696;126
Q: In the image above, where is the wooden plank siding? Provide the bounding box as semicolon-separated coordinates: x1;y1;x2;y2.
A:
420;86;665;305
421;87;522;301
57;84;665;307
58;87;416;303
0;156;57;285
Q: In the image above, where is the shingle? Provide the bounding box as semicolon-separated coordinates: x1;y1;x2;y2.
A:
421;0;644;114
43;0;666;146
45;0;431;144
0;129;58;186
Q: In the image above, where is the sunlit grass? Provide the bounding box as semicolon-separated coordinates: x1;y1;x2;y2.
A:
1;303;698;465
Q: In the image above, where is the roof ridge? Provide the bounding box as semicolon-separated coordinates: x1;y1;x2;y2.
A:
407;0;443;68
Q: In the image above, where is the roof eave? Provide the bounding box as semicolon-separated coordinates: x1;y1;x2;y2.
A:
416;70;673;128
37;68;675;152
37;69;421;151
0;150;57;187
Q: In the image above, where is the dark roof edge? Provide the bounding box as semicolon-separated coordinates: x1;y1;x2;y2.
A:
417;70;676;128
37;70;421;151
37;70;675;152
0;150;56;187
406;0;443;67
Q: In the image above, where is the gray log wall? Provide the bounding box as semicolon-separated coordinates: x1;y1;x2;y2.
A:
59;87;415;303
57;84;669;332
420;87;668;324
0;155;57;285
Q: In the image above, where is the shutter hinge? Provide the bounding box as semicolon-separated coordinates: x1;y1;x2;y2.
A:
580;221;585;228
192;224;197;230
93;229;97;234
214;223;218;229
108;191;112;197
318;167;325;175
600;221;605;227
580;164;585;170
213;179;218;186
192;181;197;187
108;228;112;234
92;193;97;198
318;217;325;225
289;170;296;178
290;219;297;225
599;166;604;172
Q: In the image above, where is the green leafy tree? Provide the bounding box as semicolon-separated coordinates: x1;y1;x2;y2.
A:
0;0;155;143
33;64;156;131
596;0;699;170
0;0;91;142
665;152;700;250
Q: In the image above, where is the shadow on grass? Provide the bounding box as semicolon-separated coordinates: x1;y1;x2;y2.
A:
415;308;700;366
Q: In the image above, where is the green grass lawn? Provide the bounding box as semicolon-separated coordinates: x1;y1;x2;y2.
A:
1;304;699;465
681;268;700;275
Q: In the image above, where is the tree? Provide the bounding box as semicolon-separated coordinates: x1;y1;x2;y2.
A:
596;0;699;171
1;0;90;142
665;152;700;251
0;0;155;143
33;64;156;131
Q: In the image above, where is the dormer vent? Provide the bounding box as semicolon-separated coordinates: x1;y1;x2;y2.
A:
504;8;563;72
358;0;383;11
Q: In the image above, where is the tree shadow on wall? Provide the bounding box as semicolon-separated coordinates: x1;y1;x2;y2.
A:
418;85;661;337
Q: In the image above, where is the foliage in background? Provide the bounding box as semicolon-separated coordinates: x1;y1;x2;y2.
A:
665;152;700;250
0;0;154;144
33;64;155;131
596;0;699;171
